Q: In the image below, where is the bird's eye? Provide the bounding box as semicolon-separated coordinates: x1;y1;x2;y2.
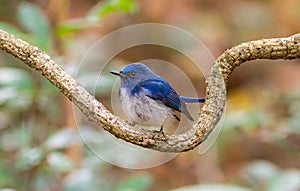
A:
131;72;136;77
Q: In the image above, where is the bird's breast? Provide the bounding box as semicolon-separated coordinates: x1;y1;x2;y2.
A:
119;87;178;127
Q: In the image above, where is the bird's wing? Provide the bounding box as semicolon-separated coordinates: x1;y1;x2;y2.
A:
131;79;194;121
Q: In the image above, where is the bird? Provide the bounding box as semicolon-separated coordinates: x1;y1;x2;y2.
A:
110;63;205;132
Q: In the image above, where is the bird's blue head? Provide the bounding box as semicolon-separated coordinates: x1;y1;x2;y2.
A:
110;63;158;89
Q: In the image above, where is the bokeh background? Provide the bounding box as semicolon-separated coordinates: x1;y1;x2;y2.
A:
0;0;300;190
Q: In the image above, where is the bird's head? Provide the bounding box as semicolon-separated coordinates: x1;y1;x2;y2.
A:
111;63;157;88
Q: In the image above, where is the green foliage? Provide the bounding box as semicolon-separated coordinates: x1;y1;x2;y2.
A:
243;160;300;191
219;88;300;152
77;72;117;96
113;175;152;191
89;0;138;17
172;165;300;191
0;67;34;106
171;184;253;191
244;160;279;184
56;0;138;36
47;152;74;172
44;129;82;150
266;170;300;191
0;0;138;49
0;22;30;41
17;2;51;51
0;2;51;51
0;1;138;190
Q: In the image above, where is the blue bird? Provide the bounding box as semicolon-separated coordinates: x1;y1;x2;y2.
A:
110;63;205;131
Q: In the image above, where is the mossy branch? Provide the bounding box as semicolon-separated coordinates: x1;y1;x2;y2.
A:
0;30;299;152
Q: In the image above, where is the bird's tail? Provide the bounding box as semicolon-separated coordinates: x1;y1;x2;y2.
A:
179;96;205;121
180;96;205;103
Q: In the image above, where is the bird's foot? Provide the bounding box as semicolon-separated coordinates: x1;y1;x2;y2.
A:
152;126;165;136
159;126;164;133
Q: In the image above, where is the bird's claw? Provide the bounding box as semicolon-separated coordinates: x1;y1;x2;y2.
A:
152;126;165;136
159;126;164;134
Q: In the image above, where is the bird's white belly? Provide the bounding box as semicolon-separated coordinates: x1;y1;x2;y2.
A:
119;88;177;127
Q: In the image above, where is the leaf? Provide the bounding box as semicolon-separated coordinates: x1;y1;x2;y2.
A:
77;72;115;96
32;173;53;191
15;147;43;170
17;2;50;51
288;115;300;133
56;18;97;36
63;168;97;191
266;170;300;191
223;110;270;131
57;0;138;36
88;0;138;18
44;129;81;150
0;164;14;187
0;22;29;40
171;184;253;191
0;67;31;87
0;87;19;104
0;68;34;94
0;67;35;107
0;124;34;151
47;152;73;172
245;160;279;183
113;175;152;191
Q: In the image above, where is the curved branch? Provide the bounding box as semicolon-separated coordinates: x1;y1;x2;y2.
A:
218;34;300;81
0;30;299;152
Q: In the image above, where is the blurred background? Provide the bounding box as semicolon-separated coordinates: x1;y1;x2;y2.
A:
0;0;300;190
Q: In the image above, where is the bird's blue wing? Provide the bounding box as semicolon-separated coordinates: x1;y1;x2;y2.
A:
132;79;181;111
131;79;194;120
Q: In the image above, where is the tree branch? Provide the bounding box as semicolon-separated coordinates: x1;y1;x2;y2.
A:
0;30;299;152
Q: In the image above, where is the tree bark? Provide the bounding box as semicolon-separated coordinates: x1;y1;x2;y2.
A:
0;30;299;152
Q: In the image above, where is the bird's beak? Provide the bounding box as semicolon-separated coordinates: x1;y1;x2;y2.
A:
110;70;122;76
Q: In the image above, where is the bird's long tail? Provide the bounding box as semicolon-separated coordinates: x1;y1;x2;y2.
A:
180;96;205;103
